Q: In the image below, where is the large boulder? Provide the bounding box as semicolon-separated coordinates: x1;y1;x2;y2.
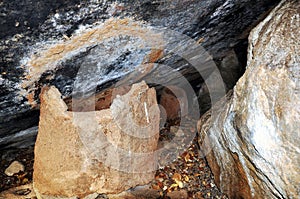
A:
197;0;300;198
33;81;160;198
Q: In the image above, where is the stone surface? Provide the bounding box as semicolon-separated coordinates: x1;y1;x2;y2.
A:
0;126;38;149
107;185;161;199
33;81;160;198
159;86;188;121
4;161;24;176
0;0;281;149
0;184;36;199
0;183;99;199
166;189;188;199
197;0;300;198
0;183;161;199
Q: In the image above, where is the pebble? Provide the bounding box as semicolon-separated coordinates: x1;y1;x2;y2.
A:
5;161;25;176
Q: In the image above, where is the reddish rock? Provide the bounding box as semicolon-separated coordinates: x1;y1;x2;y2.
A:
66;85;131;112
160;86;188;120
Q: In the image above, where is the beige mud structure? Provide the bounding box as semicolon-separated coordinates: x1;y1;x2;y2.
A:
33;81;160;198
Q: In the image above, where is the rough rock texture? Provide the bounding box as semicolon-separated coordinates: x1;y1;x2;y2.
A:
0;0;281;148
0;184;37;199
33;81;160;198
0;183;162;199
4;161;24;177
159;86;188;121
197;0;300;198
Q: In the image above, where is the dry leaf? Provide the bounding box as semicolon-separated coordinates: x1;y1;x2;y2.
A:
170;183;178;189
184;175;189;182
184;153;190;162
177;180;184;188
152;184;161;190
172;173;182;181
157;181;164;189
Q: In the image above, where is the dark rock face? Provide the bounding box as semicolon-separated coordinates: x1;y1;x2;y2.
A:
0;0;81;39
0;0;280;148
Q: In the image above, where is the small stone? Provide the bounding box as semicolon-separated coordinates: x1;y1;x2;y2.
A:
163;186;168;191
5;161;25;176
15;21;19;27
